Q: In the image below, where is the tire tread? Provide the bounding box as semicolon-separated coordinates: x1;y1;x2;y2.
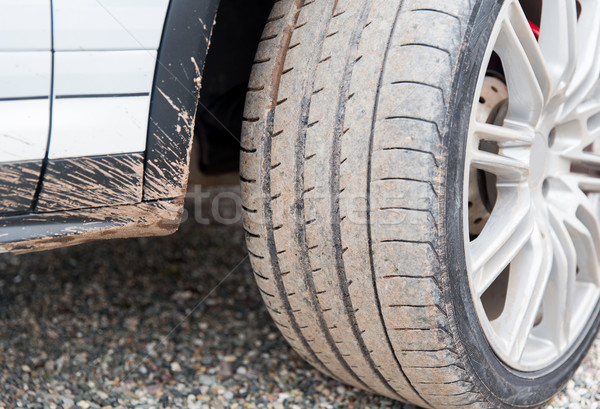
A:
242;1;491;407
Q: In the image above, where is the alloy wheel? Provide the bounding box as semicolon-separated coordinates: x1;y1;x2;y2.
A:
465;0;600;371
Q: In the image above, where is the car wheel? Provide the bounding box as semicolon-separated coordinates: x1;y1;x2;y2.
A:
240;0;600;407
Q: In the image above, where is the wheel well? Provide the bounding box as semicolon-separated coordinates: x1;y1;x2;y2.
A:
193;0;274;175
519;0;542;26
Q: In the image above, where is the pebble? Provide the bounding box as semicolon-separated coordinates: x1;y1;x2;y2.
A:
0;188;592;408
199;375;216;386
223;355;237;363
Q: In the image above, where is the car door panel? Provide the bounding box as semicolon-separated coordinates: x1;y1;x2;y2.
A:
48;97;150;159
52;0;169;51
51;51;157;98
0;0;51;51
0;52;52;102
48;50;156;158
39;8;165;212
0;99;50;163
0;51;51;215
0;52;52;162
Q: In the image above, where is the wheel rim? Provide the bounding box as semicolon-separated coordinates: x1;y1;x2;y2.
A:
465;0;600;372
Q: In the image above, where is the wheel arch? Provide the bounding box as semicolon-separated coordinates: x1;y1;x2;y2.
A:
143;0;221;201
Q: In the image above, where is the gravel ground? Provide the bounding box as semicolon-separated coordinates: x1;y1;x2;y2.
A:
0;186;597;409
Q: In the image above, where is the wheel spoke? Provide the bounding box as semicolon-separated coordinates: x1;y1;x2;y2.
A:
495;1;550;126
470;187;534;295
574;175;600;193
472;121;535;145
563;151;600;168
565;92;600;128
560;99;600;157
564;1;600;116
565;210;600;285
539;0;578;95
545;207;578;351
550;175;600;285
469;149;529;181
505;226;554;363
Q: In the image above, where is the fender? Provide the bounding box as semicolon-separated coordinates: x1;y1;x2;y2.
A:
144;0;221;200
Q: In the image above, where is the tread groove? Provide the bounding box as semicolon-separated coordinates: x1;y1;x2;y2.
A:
409;8;460;21
328;0;409;401
390;80;446;105
374;177;438;197
379;239;440;263
398;42;451;56
253;270;270;281
384;116;442;141
292;0;374;393
376;206;439;230
380;146;440;167
365;3;433;407
256;0;334;379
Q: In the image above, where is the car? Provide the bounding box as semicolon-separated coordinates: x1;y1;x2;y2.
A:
1;0;599;407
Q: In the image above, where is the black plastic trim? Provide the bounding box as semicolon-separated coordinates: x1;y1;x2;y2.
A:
143;0;221;201
36;153;144;212
0;161;43;215
55;92;150;99
0;96;49;102
0;199;183;254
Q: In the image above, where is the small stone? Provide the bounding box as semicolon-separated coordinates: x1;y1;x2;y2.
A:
198;375;216;386
218;362;232;377
21;365;31;373
46;329;59;340
124;317;139;331
235;366;247;375
223;355;237;363
44;360;55;372
170;362;182;372
76;401;91;409
62;399;74;409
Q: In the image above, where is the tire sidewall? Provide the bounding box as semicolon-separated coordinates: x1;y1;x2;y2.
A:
444;0;600;407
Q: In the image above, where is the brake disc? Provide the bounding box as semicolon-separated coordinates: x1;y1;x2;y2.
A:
468;75;508;236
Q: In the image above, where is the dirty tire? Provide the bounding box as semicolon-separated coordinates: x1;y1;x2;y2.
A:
240;0;599;408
